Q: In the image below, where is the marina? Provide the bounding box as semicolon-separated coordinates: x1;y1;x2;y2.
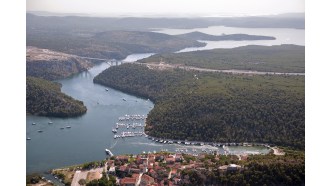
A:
26;53;270;174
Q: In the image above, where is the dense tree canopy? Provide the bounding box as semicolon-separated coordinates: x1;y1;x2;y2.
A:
94;64;304;149
27;76;87;117
139;45;305;73
180;150;304;185
27;30;205;60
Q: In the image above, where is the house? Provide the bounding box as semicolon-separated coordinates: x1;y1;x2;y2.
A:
174;154;183;162
129;168;140;174
218;165;228;172
132;173;140;180
120;177;137;186
108;166;116;175
117;165;129;178
116;155;129;163
119;165;128;172
140;174;155;186
227;164;242;171
155;155;164;162
149;169;157;178
166;157;175;164
173;178;181;185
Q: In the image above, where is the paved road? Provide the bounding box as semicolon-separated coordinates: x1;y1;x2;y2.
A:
140;62;305;76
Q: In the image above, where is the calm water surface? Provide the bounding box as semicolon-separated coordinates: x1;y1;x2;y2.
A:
27;53;269;174
153;26;304;52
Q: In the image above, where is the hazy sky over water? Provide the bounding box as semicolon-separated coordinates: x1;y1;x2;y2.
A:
27;0;304;17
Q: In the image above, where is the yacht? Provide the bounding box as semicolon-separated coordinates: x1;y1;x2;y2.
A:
32;123;36;125
105;149;113;156
27;137;31;140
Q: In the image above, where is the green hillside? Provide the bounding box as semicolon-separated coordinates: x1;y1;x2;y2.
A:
139;45;305;73
27;76;87;117
94;64;304;149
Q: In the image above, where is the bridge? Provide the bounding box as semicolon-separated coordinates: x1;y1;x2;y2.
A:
76;56;122;66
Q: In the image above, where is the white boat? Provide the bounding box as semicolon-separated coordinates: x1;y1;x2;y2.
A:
105;149;114;156
105;88;109;91
48;122;53;124
112;129;117;133
27;137;31;140
32;123;36;125
123;98;126;101
66;126;71;128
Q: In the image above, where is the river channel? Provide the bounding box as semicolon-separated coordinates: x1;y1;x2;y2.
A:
27;53;270;174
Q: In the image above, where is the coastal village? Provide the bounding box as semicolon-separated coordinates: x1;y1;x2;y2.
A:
42;147;284;186
28;113;285;186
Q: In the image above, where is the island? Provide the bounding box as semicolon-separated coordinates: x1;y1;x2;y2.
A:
176;31;276;41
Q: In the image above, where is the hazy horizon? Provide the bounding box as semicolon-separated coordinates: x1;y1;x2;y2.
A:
26;10;305;18
27;0;304;18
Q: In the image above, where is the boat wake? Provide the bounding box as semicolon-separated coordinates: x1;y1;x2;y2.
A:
110;139;118;149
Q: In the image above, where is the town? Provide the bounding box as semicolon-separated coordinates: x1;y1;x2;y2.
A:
47;147;289;186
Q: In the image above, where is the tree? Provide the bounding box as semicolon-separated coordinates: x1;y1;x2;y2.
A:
79;179;86;185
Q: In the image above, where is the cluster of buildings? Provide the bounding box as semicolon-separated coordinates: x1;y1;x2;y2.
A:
106;152;243;186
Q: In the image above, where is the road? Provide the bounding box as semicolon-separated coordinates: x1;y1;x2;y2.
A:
139;62;305;76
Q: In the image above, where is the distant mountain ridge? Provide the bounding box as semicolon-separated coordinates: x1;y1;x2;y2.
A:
176;31;276;41
27;13;305;32
27;30;205;60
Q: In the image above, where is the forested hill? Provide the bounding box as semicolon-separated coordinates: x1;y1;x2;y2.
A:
27;46;93;80
27;13;304;31
138;45;305;73
94;64;305;149
27;29;205;60
176;31;276;41
27;76;87;117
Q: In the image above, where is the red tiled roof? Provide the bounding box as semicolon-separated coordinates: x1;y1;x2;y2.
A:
117;155;129;160
142;174;155;183
120;177;137;184
120;165;127;171
132;173;139;179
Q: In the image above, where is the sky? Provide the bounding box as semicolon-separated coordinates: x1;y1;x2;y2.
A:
26;0;305;17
